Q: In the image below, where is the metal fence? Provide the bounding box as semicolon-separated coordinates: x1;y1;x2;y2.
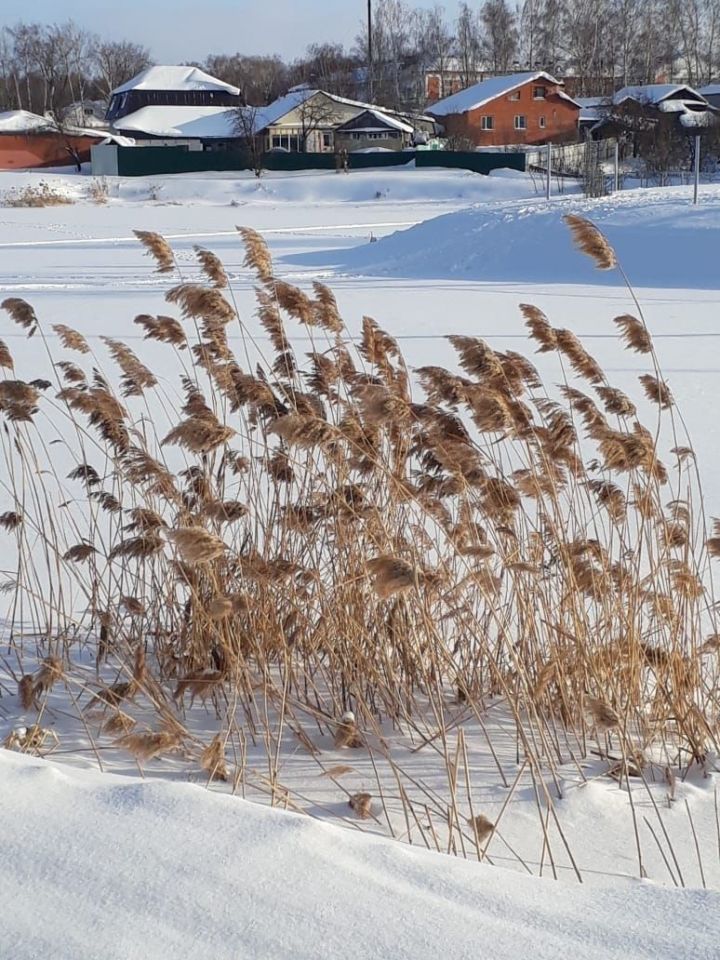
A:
92;144;530;178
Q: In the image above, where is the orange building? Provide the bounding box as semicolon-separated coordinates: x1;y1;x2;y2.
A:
427;72;580;147
0;111;103;169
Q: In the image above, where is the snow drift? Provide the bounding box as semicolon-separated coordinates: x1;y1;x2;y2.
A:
296;186;720;288
0;751;717;960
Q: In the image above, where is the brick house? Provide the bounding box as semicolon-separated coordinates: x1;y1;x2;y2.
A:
427;71;580;147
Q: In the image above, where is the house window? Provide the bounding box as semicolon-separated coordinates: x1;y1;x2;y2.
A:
322;132;333;149
509;90;521;101
533;86;547;99
539;116;546;128
514;115;527;130
271;134;300;151
480;115;494;130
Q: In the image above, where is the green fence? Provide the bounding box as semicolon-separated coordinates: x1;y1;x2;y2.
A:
415;150;526;174
103;145;527;178
115;147;251;177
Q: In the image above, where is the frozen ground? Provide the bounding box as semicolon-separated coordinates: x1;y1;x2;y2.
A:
1;167;720;954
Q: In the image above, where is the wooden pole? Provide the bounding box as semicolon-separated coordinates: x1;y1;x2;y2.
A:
614;140;619;193
368;0;373;102
694;134;700;205
546;142;551;199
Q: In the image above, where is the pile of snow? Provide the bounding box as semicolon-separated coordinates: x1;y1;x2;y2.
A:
1;750;716;960
303;185;720;288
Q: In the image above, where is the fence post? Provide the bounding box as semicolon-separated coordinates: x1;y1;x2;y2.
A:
694;134;701;205
546;142;552;199
614;141;619;193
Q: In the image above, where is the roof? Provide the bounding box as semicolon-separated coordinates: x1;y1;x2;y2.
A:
113;105;239;139
426;71;570;117
338;109;414;134
253;88;429;132
0;109;103;138
613;84;706;106
0;110;54;133
112;66;240;97
699;84;720;96
576;97;611;122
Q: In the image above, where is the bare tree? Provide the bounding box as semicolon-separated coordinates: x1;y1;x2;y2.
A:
234;105;265;176
204;54;287;105
296;93;340;152
456;2;483;87
480;0;519;74
424;5;454;100
520;0;543;69
290;43;361;99
93;40;152;101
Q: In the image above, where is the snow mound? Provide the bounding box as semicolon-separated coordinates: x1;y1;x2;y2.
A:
0;751;717;960
301;186;720;288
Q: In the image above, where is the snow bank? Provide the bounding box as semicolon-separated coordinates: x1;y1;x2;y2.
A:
0;751;716;960
0;165;557;208
303;185;720;288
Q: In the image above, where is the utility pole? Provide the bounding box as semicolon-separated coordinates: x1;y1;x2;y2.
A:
693;134;700;205
367;0;374;102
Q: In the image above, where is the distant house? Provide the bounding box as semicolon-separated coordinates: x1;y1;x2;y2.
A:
104;68;433;157
576;97;611;137
334;109;415;152
106;65;242;148
427;71;580;147
61;100;108;130
0;110;104;169
589;84;714;140
107;66;241;125
252;88;434;153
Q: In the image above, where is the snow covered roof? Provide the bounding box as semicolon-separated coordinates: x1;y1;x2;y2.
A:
427;72;570;117
252;89;429;132
0;109;104;138
699;84;720;97
0;110;55;133
613;84;706;106
338;109;414;134
576;97;611;122
112;66;240;97
113;105;239;139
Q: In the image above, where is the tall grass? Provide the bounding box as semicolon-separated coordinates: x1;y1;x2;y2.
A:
1;218;718;880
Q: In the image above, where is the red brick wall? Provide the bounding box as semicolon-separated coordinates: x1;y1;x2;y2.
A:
433;80;579;146
0;133;100;169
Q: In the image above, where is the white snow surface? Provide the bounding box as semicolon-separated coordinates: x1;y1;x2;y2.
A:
1;750;717;960
309;185;720;288
111;65;240;96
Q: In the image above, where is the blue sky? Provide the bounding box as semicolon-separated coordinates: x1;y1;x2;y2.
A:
0;0;447;61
